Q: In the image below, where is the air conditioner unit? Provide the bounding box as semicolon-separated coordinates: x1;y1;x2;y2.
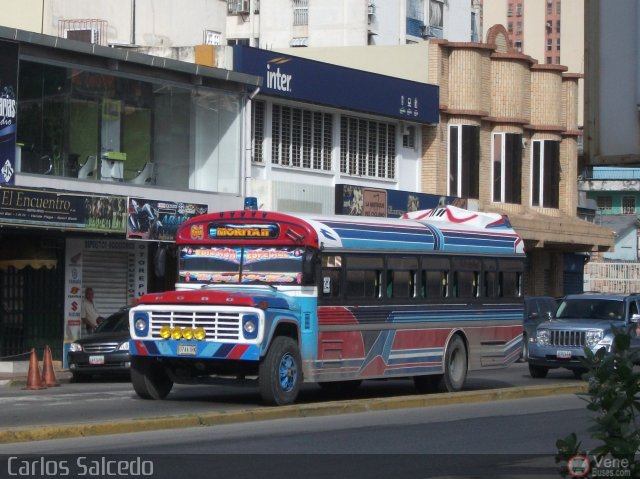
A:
228;0;250;14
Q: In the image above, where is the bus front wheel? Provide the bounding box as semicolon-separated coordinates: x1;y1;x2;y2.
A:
439;335;468;392
131;356;174;400
258;336;302;406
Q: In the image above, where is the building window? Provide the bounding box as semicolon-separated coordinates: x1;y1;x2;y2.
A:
492;133;522;204
507;22;513;33
516;3;523;16
556;20;561;33
547;38;552;51
449;125;479;199
596;196;612;212
514;40;522;51
402;126;416;149
557;0;561;14
546;56;553;64
340;116;396;179
251;100;265;163
556;38;561;50
272;104;332;171
227;38;250;46
623;196;636;214
516;21;522;34
203;30;221;46
531;140;560;208
293;0;308;26
429;0;444;29
547;1;552;15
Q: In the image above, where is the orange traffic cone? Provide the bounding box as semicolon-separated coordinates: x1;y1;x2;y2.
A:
41;345;60;387
23;348;46;390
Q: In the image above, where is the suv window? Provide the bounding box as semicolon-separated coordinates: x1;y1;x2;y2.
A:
556;299;624;320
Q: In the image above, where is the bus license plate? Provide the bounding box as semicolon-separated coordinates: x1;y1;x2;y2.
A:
557;350;572;359
89;355;105;365
177;344;197;356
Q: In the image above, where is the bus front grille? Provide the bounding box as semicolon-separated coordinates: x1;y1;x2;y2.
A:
148;310;242;341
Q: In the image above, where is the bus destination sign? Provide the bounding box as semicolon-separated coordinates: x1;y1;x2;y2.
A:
209;223;280;239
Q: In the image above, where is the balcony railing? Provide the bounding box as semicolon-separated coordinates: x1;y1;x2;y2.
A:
581;167;640;180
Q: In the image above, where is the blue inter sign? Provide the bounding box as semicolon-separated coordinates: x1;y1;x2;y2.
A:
233;46;439;124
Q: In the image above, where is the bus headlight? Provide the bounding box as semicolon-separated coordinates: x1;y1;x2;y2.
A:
194;327;206;341
159;325;171;339
133;312;149;337
242;314;259;340
171;327;182;340
182;327;194;340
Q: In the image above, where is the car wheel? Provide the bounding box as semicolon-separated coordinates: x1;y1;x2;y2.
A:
130;356;173;400
437;335;467;392
258;336;302;406
529;364;549;378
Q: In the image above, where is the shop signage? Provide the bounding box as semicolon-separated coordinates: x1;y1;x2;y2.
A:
0;40;18;186
233;46;439;124
335;184;468;218
127;197;208;242
0;186;126;232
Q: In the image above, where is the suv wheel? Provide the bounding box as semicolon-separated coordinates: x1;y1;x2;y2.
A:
529;364;549;378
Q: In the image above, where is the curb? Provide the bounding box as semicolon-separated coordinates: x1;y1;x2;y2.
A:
0;382;588;444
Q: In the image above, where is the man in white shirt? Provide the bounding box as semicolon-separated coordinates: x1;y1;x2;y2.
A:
81;287;104;334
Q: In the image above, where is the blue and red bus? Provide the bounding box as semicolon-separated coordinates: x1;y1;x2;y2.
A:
129;205;525;405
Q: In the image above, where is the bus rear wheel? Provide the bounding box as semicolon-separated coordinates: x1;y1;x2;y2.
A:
131;356;174;400
438;335;468;392
258;336;302;406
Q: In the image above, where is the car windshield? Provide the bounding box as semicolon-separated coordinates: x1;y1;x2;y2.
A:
95;310;129;333
555;299;624;321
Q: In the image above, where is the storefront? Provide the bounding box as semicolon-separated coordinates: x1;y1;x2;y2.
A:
0;27;261;362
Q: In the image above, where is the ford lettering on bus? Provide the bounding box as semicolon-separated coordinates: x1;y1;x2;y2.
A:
129;205;526;405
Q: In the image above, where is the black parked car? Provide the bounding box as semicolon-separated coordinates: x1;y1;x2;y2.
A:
67;307;131;380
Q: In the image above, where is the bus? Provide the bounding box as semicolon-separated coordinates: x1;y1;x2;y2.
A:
129;204;526;405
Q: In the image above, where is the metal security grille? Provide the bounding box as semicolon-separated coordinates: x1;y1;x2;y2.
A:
252;100;265;163
293;0;309;26
550;330;586;347
340;116;396;179
272;104;332;171
148;310;242;341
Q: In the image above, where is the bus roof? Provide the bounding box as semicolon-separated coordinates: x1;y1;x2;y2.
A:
177;205;525;256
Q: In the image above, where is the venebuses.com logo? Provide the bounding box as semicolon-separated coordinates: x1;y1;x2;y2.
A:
567;454;631;477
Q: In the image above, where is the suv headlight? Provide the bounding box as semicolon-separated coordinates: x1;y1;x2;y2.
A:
536;329;550;346
68;343;83;352
586;330;604;348
118;341;130;351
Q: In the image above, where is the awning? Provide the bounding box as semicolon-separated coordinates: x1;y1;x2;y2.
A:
289;37;308;47
0;241;58;270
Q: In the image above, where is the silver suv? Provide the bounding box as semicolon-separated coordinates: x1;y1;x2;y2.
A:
528;292;640;378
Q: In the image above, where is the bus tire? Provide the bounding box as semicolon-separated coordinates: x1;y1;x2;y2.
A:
438;335;467;392
131;356;173;400
258;336;302;406
318;380;362;396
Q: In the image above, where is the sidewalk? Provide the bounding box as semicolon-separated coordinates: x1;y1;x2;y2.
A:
0;361;72;387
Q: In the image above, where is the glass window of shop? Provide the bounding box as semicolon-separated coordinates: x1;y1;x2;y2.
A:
16;61;242;194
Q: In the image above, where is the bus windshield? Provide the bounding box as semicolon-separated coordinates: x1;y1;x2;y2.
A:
179;246;306;285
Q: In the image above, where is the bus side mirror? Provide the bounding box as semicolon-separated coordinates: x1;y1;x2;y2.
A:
302;251;318;284
631;313;640;324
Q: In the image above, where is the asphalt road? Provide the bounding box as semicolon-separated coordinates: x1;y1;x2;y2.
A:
0;394;598;479
0;362;585;429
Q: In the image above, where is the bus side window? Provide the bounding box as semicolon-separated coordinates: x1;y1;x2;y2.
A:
390;270;413;299
499;271;522;298
422;270;448;298
321;255;342;298
484;271;497;297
